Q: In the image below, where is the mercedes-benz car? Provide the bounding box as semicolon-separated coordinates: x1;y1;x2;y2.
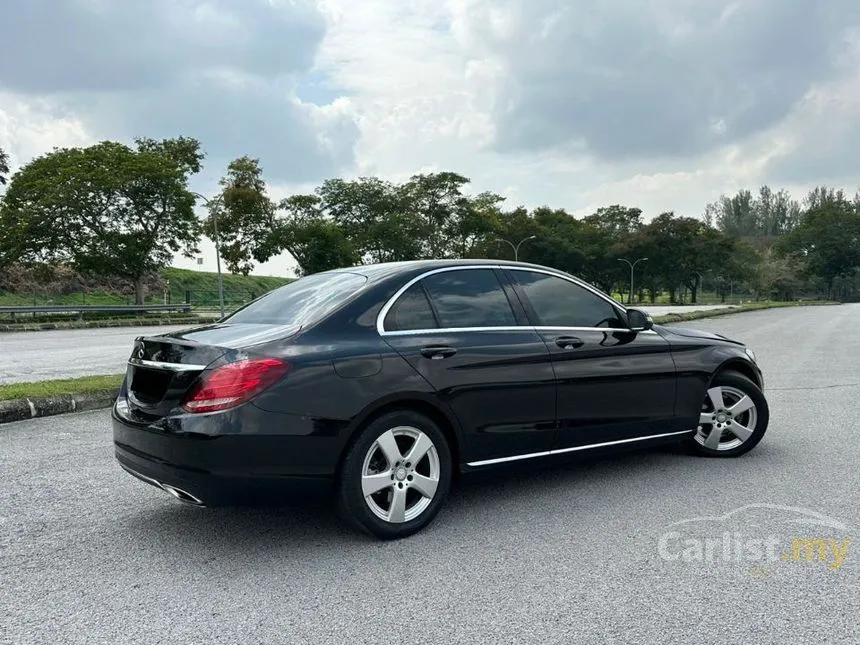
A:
113;260;768;539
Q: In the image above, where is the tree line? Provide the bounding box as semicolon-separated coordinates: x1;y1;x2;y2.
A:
0;140;858;304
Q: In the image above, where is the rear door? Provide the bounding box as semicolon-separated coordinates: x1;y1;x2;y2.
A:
504;268;677;450
381;267;556;464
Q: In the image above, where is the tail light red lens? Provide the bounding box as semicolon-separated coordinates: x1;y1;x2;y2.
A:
182;358;290;414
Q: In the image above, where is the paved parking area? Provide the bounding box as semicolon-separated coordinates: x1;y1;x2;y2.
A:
1;305;857;643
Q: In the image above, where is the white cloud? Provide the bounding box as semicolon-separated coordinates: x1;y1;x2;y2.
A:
3;0;860;279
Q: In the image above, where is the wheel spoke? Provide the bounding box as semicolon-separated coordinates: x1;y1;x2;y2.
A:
388;486;408;523
411;473;438;500
704;425;723;449
730;422;754;442
706;387;725;412
729;395;755;416
699;412;714;425
405;432;434;466
375;430;402;468
362;471;393;497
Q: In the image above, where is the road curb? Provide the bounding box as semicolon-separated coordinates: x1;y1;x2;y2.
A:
0;390;119;425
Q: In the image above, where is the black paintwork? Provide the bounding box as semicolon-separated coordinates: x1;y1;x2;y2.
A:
112;259;763;505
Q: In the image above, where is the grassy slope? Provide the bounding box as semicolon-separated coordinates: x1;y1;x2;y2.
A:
0;267;291;307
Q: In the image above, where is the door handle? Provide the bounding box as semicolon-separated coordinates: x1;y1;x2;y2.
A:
555;336;584;350
420;345;458;360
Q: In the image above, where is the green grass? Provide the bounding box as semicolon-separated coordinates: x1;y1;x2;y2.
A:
0;374;124;401
163;267;291;304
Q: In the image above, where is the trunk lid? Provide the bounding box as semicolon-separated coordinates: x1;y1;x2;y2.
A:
122;323;298;418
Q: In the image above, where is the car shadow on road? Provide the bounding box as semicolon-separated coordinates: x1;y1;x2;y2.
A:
117;441;777;554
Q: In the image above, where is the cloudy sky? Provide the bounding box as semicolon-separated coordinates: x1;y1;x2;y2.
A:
2;0;859;276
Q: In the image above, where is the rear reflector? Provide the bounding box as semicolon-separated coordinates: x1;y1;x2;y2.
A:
182;358;289;413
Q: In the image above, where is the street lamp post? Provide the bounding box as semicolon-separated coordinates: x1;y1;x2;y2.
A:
192;192;226;319
493;235;536;261
617;257;648;305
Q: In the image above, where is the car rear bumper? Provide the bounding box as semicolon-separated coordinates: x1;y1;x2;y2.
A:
112;406;335;506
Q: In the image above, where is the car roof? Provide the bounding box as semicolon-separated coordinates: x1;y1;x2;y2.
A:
325;259;560;282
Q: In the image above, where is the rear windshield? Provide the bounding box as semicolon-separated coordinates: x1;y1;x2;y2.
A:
224;271;367;326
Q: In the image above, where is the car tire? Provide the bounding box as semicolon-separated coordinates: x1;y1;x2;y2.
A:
337;410;452;539
687;370;769;458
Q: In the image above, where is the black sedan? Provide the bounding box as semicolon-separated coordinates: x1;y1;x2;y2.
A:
113;260;768;539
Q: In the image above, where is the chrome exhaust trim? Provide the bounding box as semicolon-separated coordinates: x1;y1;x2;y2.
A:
120;463;205;506
160;484;205;506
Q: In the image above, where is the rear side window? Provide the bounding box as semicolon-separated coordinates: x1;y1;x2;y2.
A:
511;270;625;328
421;269;516;328
225;272;367;326
383;284;438;331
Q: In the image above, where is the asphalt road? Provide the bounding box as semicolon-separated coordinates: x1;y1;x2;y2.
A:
1;304;858;644
0;306;734;385
0;325;190;384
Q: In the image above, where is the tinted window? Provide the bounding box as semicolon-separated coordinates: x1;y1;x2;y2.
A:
383;284;438;331
512;271;625;328
225;272;367;326
421;269;516;328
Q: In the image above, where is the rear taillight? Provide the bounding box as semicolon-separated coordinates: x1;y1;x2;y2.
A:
182;358;289;414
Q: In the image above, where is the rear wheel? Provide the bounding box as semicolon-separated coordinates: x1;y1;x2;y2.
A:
688;371;769;457
337;410;452;539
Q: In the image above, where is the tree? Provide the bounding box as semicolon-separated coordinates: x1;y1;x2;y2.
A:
582;206;644;295
319;177;424;263
777;198;860;297
204;156;276;275
705;186;800;245
748;247;804;301
0;147;9;185
628;212;736;303
0;138;203;303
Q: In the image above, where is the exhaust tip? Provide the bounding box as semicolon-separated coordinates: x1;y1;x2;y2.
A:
160;484;205;506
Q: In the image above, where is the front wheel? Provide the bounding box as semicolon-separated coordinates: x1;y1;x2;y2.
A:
337;410;452;539
688;371;769;457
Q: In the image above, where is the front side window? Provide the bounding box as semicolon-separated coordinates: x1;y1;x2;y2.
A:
420;269;516;328
225;271;367;326
511;270;625;328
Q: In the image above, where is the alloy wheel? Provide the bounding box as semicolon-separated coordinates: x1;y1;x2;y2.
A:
695;385;759;451
360;426;441;523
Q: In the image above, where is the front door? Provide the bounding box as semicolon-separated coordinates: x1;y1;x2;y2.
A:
380;267;556;464
503;268;677;450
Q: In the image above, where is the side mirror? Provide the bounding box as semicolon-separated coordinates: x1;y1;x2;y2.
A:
627;308;653;331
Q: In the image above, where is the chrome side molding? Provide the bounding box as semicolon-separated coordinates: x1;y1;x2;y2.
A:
466;430;694;467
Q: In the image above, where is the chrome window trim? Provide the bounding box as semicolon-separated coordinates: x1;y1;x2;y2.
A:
376;263;634;336
127;358;209;372
377;265;508;335
466;429;694;467
381;325;657;337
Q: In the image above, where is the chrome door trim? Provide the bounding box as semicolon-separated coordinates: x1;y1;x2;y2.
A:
465;430;694;467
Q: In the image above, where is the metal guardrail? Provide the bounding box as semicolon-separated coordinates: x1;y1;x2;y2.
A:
0;304;192;315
